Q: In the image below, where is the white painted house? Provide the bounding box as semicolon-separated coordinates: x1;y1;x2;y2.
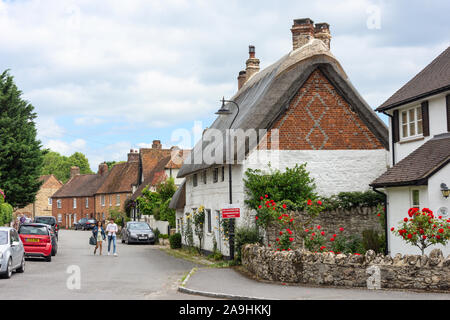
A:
171;19;389;257
371;46;450;256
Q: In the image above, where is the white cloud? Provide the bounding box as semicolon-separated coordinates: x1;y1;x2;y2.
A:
36;117;65;139
45;138;87;156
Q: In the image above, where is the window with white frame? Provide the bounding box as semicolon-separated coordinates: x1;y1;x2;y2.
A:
85;198;89;208
101;195;105;207
48;198;52;206
73;198;77;209
206;209;212;233
400;106;423;139
411;190;420;208
116;194;120;206
109;195;112;206
57;199;62;209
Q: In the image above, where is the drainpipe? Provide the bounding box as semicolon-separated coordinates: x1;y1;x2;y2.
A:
372;187;389;255
382;111;395;166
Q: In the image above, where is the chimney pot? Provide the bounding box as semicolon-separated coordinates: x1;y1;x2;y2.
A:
98;162;108;176
314;22;331;49
127;150;140;163
152;140;162;149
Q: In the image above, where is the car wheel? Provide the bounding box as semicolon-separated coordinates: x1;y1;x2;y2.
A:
1;258;13;279
16;256;25;273
121;238;125;243
45;255;52;262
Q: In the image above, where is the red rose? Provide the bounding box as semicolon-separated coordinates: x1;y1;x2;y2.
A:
391;227;395;231
289;237;294;242
305;229;309;233
258;205;262;209
287;228;293;235
276;238;280;242
339;227;344;232
312;233;316;236
423;235;427;240
265;194;268;198
438;228;444;233
278;216;283;220
255;216;259;220
289;218;294;222
407;234;412;239
321;231;325;236
404;217;408;222
260;196;263;200
436;235;441;240
333;234;337;238
307;199;312;206
282;204;287;209
279;231;283;235
273;207;276;210
317;225;321;230
377;214;381;217
317;200;322;205
330;238;335;242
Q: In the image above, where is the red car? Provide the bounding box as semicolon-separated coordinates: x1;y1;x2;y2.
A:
18;223;53;262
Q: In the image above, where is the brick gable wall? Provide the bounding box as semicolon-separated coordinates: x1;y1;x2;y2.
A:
269;69;384;150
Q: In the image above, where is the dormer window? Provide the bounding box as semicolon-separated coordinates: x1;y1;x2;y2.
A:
400;106;423;139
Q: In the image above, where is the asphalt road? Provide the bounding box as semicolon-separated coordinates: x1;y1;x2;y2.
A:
0;229;205;300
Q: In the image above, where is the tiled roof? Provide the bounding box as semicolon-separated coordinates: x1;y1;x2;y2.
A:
371;133;450;187
140;148;171;180
52;173;109;198
165;149;190;169
130;156;171;201
96;161;139;194
377;46;450;111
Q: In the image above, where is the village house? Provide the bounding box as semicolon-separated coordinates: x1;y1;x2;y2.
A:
172;18;390;257
14;174;63;219
371;46;450;256
94;150;140;221
51;166;108;228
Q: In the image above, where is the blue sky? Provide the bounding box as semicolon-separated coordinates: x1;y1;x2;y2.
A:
1;0;449;171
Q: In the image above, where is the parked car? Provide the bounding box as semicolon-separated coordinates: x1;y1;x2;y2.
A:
18;223;53;262
0;227;25;279
121;222;155;244
74;218;97;230
49;228;58;256
34;216;59;240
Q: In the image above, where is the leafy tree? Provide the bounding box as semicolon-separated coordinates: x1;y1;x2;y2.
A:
104;161;125;170
0;70;43;208
41;150;93;183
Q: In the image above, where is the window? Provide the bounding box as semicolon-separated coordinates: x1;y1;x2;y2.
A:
213;168;219;183
116;194;120;206
221;166;225;182
109;195;112;206
193;174;198;187
73;198;77;209
400;106;423;139
206;209;212;233
412;190;420;208
85;198;89;208
202;170;207;184
48;198;52;206
101;195;105;207
57;199;62;209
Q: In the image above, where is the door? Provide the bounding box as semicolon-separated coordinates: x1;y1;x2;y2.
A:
9;230;20;267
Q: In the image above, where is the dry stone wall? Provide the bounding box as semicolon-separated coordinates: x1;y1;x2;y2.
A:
242;244;450;292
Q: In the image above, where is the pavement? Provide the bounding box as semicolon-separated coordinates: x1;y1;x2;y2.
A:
0;229;209;300
179;267;450;300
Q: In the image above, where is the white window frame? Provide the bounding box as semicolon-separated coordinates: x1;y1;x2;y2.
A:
48;198;52;206
57;199;62;209
400;106;423;140
109;195;112;207
85;197;89;208
411;189;420;208
101;195;105;207
73;198;77;209
116;194;120;206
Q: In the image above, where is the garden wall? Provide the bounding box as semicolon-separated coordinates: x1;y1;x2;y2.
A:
242;244;450;292
266;206;383;245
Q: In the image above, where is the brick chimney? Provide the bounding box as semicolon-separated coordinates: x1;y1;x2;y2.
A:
70;166;80;179
152;140;162;149
237;70;247;90
98;162;108;176
314;22;331;49
127;149;139;163
245;45;260;81
291;18;315;50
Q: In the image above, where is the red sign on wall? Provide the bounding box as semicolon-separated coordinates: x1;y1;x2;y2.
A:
222;205;240;219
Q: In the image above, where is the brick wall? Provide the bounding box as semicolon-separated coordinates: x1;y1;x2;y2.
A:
52;196;96;228
95;192;131;221
268;69;384;151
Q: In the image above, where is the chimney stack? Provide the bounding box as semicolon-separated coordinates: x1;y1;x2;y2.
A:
98;162;108;176
314;22;331;49
291;18;315;50
127;149;139;163
237;70;247;90
245;45;260;81
70;166;80;179
152;140;162;149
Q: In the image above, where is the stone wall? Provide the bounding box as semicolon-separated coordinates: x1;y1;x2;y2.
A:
266;206;383;246
242;244;450;291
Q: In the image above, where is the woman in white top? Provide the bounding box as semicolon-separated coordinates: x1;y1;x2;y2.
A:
106;218;118;256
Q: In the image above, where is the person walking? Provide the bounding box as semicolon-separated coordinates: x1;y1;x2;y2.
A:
106;218;118;256
92;221;106;255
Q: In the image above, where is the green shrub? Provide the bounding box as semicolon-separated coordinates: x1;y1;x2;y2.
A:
331;233;366;254
154;228;160;244
320;191;384;211
170;233;182;249
234;226;263;263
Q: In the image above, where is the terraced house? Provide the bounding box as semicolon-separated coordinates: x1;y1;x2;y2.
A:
172;18;390;257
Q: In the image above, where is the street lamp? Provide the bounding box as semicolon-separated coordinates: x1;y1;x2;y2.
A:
216;97;240;260
441;183;450;199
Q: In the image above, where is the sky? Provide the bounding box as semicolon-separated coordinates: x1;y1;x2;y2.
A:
1;0;449;171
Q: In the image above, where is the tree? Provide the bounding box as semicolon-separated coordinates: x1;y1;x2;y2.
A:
0;70;43;208
104;161;125;170
41;150;93;183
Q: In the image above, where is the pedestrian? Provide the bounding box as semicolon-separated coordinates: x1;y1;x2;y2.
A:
19;214;26;225
92;221;106;255
106;218;118;256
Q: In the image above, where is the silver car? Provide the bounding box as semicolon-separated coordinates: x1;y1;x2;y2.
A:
0;227;25;279
121;222;155;244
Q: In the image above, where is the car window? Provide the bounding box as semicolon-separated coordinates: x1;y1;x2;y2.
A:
18;225;49;236
12;230;20;242
88;219;96;223
128;223;151;230
0;231;7;245
35;217;56;226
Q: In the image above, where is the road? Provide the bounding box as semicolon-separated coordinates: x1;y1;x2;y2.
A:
0;229;207;300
